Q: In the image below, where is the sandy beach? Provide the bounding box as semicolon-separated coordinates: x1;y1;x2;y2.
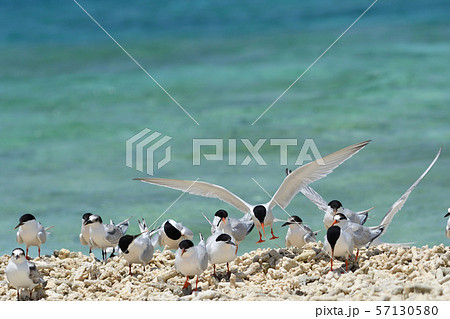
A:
1;242;449;301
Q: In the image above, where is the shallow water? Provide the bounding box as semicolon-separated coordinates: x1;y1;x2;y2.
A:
0;0;449;257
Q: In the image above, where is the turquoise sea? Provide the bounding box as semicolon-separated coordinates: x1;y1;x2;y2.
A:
0;0;449;258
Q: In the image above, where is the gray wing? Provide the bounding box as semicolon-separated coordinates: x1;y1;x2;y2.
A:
270;141;370;209
79;233;88;246
197;245;209;272
347;223;378;248
104;224;123;245
378;148;441;236
135;178;252;214
116;216;132;234
299;185;328;212
37;224;47;244
140;238;154;263
230;217;254;242
28;262;46;287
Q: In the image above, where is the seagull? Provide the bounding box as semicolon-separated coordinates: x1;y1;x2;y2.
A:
135;140;370;244
154;219;194;250
281;215;318;248
206;232;237;278
85;214;131;262
324;214;354;272
118;219;157;275
445;208;450;238
5;248;47;300
203;209;254;245
79;213;95;254
175;234;208;291
15;214;54;259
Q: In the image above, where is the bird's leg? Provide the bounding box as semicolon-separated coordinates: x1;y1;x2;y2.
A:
329;250;334;272
213;264;216;277
129;264;132;276
89;248;92;254
182;276;190;289
38;246;41;258
29;289;32;300
355;249;359;262
345;258;349;272
17;289;20;301
269;227;279;240
256;231;265;244
194;276;199;291
26;247;30;260
227;262;230;276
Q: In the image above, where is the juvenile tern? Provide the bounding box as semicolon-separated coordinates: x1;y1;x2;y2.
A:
174;234;208;291
6;248;47;300
85;214;131;261
15;214;54;259
445;208;450;238
206;232;237;277
281;215;318;248
118;219;156;275
136;140;370;243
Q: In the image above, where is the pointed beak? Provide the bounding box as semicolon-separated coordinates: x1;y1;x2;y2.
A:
331;220;339;226
445;212;450;218
181;249;186;256
14;223;22;230
222;217;226;225
281;222;290;227
261;223;266;238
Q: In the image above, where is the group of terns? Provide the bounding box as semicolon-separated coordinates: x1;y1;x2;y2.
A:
4;140;448;298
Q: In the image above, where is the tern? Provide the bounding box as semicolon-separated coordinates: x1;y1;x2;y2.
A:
85;214;131;261
203;209;254;245
79;213;96;254
324;214;355;272
5;248;47;300
206;232;237;277
118;219;157;275
15;214;54;259
135;140;370;243
175;234;208;291
155;219;194;250
281;215;318;248
325;147;441;270
445;208;450;238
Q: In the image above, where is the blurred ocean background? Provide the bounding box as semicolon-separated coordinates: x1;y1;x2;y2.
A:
0;0;449;258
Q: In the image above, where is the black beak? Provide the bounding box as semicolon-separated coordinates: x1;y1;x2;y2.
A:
281;222;290;227
84;220;93;225
14;222;23;230
445;212;450;218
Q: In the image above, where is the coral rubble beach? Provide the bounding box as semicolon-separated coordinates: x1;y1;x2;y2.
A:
1;243;450;301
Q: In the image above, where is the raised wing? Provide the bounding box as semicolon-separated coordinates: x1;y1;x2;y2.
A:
269;140;370;209
299;185;328;212
378;147;441;236
135;178;252;213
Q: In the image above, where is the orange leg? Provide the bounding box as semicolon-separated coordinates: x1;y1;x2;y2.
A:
38;246;41;258
330;250;334;272
182;276;190;289
256;231;265;244
345;258;348;271
194;277;199;291
269;227;279;240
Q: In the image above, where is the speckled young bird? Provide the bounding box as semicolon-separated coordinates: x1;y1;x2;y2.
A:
6;248;47;300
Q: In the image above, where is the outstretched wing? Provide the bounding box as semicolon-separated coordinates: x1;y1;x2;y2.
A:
135;178;252;213
299;185;328;212
269;140;370;209
377;147;441;236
